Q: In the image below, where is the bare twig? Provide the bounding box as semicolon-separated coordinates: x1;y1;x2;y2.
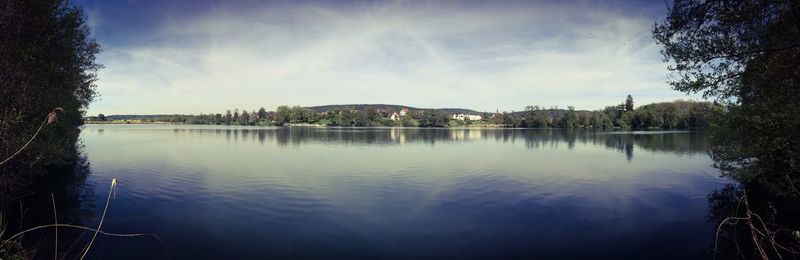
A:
51;193;58;260
715;216;751;260
79;178;117;260
0;108;64;166
2;223;149;242
714;190;800;260
2;178;151;259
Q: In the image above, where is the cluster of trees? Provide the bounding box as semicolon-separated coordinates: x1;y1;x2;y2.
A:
155;108;271;125
482;98;720;129
98;98;721;130
166;106;440;127
275;105;419;127
654;0;800;257
1;0;100;184
480;106;612;128
611;100;723;129
656;0;800;195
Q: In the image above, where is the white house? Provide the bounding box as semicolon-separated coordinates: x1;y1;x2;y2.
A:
451;113;482;121
391;108;410;121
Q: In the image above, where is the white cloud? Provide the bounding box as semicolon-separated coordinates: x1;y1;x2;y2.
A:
89;1;701;115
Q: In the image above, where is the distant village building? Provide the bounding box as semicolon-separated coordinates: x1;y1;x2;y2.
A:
391;108;411;121
451;113;482;121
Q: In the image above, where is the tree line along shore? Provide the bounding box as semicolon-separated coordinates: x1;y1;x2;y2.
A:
87;97;722;130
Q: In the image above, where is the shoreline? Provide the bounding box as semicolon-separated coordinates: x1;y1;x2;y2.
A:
83;122;705;131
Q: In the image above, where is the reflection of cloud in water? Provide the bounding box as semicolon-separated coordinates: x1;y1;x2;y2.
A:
75;124;724;259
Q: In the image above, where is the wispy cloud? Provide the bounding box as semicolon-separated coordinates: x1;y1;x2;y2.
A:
86;0;699;115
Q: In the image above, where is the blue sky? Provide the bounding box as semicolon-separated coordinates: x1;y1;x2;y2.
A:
74;0;702;115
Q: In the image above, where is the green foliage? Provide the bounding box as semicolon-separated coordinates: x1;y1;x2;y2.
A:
655;1;800;256
655;0;800;195
257;107;267;120
491;99;715;129
0;239;27;260
399;115;419;127
288;106;318;124
653;0;799;100
94;97;722;132
616;101;722;129
0;0;101;177
106;100;721;130
240;110;249;125
275;106;290;125
418;110;450;127
448;119;465;127
224;110;232;124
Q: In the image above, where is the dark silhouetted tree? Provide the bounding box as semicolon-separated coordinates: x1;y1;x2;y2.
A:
655;1;800;257
1;0;102;178
240;110;249;125
224;110;232;125
257;107;267;120
655;0;800;193
624;95;634;112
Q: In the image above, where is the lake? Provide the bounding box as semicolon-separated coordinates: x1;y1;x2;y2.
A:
42;125;729;259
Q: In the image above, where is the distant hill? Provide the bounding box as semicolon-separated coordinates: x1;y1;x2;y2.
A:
104;114;174;120
507;109;585;117
93;105;485;121
306;104;482;114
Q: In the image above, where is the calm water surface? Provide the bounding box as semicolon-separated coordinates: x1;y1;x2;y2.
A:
69;125;726;259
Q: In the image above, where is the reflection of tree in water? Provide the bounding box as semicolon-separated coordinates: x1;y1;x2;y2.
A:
601;132;710;156
177;127;708;160
523;130;709;160
624;143;634;162
1;154;99;258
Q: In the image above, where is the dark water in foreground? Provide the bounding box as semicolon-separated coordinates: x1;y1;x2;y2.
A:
33;125;729;259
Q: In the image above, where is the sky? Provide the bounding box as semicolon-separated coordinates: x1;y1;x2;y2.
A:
74;0;703;115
